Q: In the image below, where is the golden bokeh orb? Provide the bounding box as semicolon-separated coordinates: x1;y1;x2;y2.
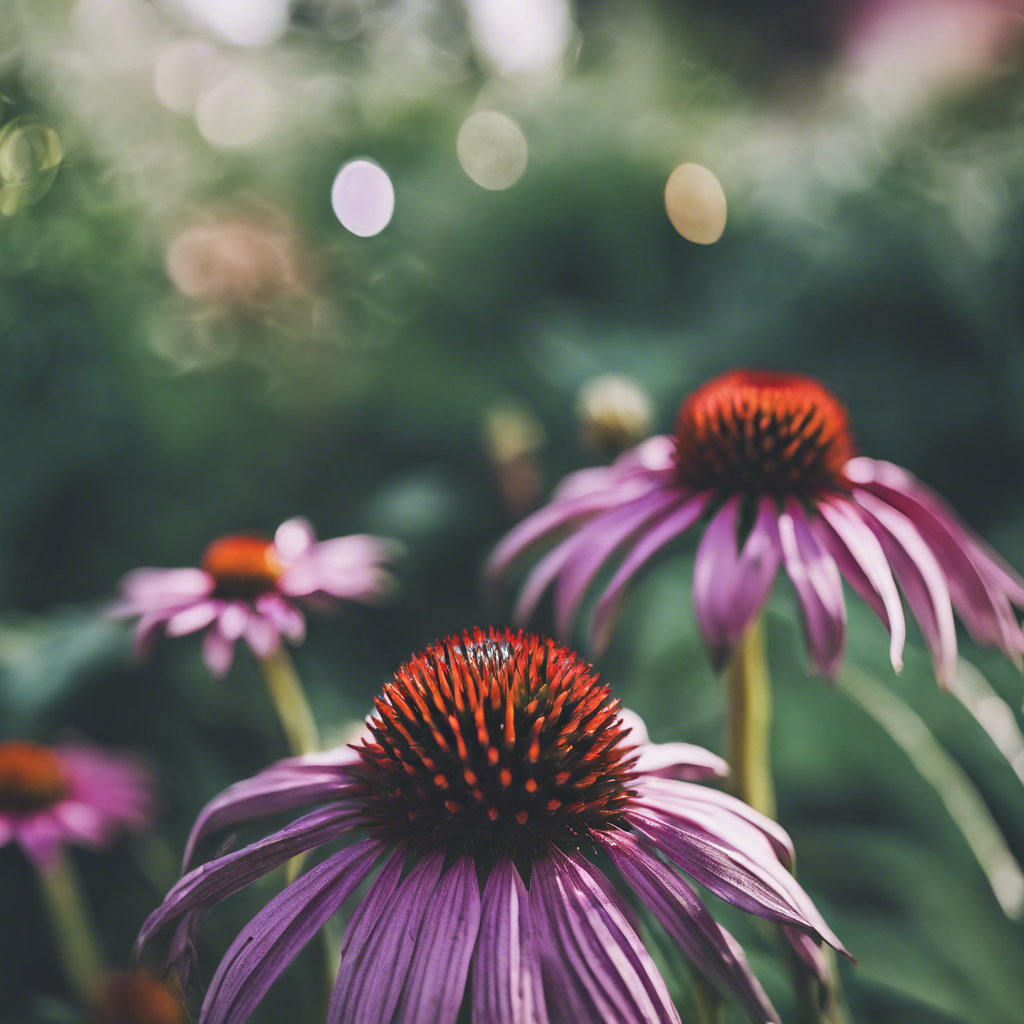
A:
664;162;727;245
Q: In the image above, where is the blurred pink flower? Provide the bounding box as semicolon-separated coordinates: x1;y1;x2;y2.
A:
0;740;153;871
489;370;1024;684
111;518;396;677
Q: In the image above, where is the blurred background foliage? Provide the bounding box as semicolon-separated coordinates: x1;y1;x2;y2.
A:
2;0;1024;1021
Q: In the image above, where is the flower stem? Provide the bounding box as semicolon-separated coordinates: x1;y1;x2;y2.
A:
38;848;104;1003
258;646;320;756
691;972;724;1024
726;614;776;818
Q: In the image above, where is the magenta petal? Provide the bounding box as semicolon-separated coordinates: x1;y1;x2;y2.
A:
692;496;781;672
473;856;549;1024
531;847;681;1024
554;491;684;638
853;490;958;686
590;491;711;653
601;831;780;1024
778;500;846;677
635;776;795;869
328;847;444;1024
131;610;174;661
619;709;730;781
815;499;906;673
202;625;236;678
395;854;482;1024
781;926;830;988
116;567;214;608
274;517;317;561
513;532;584;626
134;804;360;964
183;766;358;871
850;459;1024;662
165;601;223;638
200;838;385;1024
244;614;280;659
626;810;851;959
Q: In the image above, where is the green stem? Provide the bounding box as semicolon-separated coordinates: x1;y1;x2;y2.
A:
259;646;320;757
38;848;104;1003
726;614;775;818
692;971;725;1024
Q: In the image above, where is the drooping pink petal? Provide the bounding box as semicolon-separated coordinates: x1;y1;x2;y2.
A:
602;830;781;1024
255;593;306;644
113;568;214;612
182;764;358;871
394;854;482;1024
635;776;794;869
554;491;684;638
814;498;906;672
781;926;830;988
244;614;280;659
165;600;224;638
134;804;361;964
200;839;385;1024
279;535;394;602
273;517;317;562
472;856;549;1024
852;490;958;686
328;847;443;1024
692;496;781;672
778;500;846;677
619;709;730;781
219;602;250;640
590;491;712;653
848;458;1024;663
626;810;851;959
531;846;681;1024
202;623;236;678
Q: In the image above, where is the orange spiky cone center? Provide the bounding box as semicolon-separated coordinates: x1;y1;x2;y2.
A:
350;628;638;857
92;971;186;1024
0;741;68;812
674;369;856;498
201;534;284;599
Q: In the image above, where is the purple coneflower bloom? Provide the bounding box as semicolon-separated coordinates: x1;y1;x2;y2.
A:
136;628;849;1024
0;740;153;871
112;518;394;677
488;369;1024;683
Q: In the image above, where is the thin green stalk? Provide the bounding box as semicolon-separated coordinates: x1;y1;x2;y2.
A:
692;972;724;1024
38;848;104;1003
726;614;775;818
258;645;320;757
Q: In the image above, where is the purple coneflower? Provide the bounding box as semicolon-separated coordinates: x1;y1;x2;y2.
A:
0;740;152;871
136;628;849;1024
0;740;154;1002
112;517;394;679
488;369;1024;685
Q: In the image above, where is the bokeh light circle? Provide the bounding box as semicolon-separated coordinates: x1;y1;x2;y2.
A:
664;163;727;245
331;160;395;237
457;111;528;190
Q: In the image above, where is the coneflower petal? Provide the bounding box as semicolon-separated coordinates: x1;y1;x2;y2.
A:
134;804;361;964
692;496;780;672
634;776;794;869
853;491;958;687
395;853;482;1024
778;500;846;677
591;491;711;653
601;830;780;1024
554;491;683;638
200;839;385;1024
814;499;906;673
328;847;444;1024
626;809;851;959
183;766;359;871
532;847;681;1024
472;857;549;1024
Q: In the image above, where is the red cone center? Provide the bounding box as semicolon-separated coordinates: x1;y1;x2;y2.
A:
674;369;856;498
201;534;284;599
0;741;68;812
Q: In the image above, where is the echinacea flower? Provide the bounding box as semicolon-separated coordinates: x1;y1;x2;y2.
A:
488;369;1024;684
0;740;153;871
112;518;395;678
136;628;849;1024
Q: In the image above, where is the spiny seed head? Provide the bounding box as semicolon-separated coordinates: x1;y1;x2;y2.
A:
201;534;283;600
350;628;638;858
673;369;856;499
0;741;68;812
